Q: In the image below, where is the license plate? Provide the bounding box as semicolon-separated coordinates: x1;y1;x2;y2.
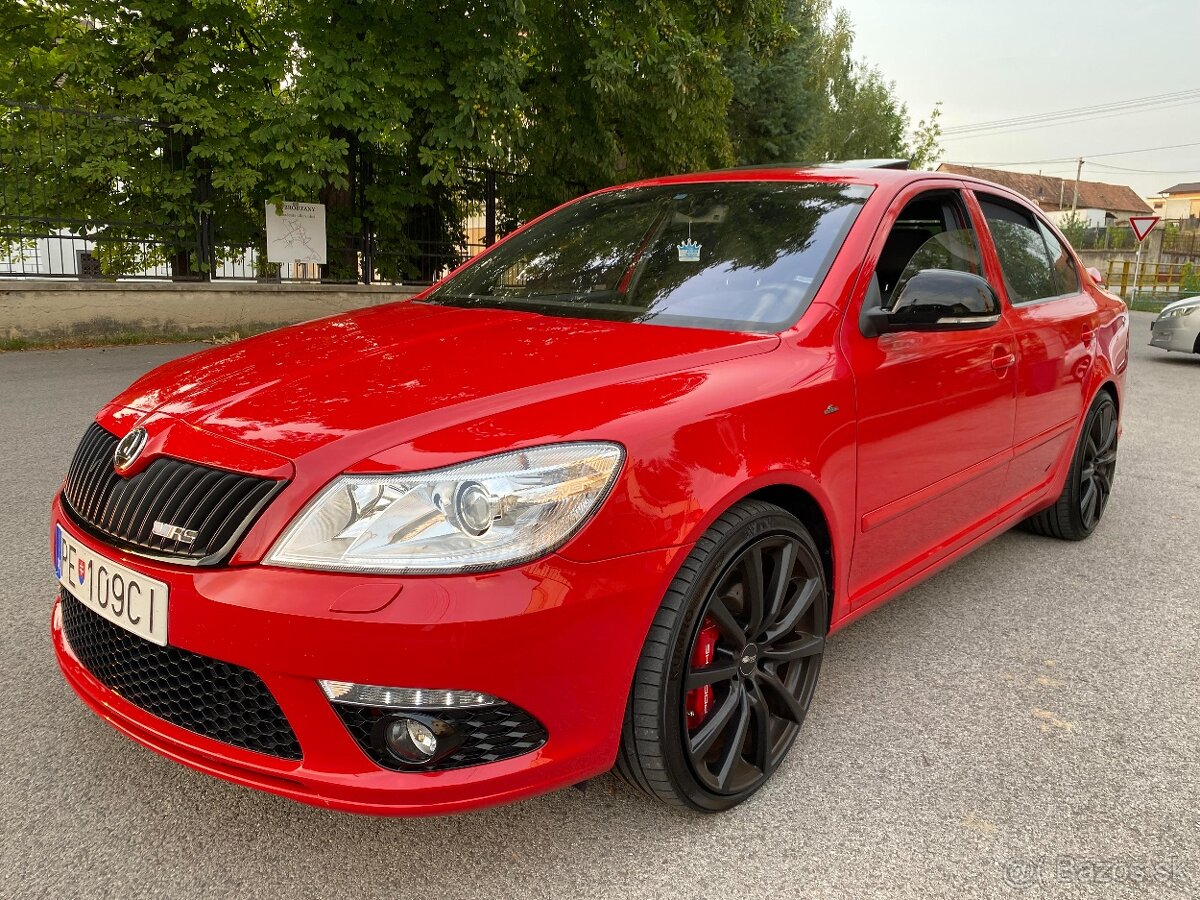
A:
55;524;169;646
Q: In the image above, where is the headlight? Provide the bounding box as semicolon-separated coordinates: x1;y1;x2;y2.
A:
265;442;624;573
1166;305;1198;318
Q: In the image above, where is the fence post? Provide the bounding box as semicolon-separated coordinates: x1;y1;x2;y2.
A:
484;169;497;247
1119;260;1130;298
196;210;214;281
196;166;214;281
192;140;215;281
362;226;373;285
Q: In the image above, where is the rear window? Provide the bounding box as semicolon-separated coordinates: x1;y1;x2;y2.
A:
427;181;871;332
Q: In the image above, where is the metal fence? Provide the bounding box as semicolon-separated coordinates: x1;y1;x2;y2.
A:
1067;218;1200;254
1105;259;1200;301
0;101;197;280
1163;223;1200;256
0;99;523;284
1072;226;1137;251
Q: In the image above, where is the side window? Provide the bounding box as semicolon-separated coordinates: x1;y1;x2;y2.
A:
978;198;1058;304
1036;219;1081;296
874;191;982;308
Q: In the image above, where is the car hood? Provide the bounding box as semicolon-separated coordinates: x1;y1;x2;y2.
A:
110;300;778;463
1158;294;1200;315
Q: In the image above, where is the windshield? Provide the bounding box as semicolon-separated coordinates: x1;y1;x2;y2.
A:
426;181;871;333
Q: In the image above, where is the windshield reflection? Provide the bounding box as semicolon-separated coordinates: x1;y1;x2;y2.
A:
429;181;870;333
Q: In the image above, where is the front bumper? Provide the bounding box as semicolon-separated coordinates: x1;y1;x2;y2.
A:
50;497;685;815
1150;316;1199;353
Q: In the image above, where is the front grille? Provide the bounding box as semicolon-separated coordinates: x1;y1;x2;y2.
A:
334;703;547;772
60;590;302;760
62;422;282;565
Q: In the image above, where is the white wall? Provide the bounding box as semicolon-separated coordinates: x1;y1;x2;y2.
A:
1045;208;1108;228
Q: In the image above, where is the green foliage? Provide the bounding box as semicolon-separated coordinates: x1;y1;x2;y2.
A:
2;0;937;278
721;0;941;168
505;0;790;218
725;0;822;165
1;0;340;275
1181;262;1200;293
907;103;943;170
1057;213;1089;248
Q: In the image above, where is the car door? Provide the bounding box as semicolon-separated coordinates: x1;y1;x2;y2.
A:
841;183;1017;607
968;192;1096;502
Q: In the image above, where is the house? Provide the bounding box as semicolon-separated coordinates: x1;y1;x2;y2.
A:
936;164;1151;228
1146;183;1200;221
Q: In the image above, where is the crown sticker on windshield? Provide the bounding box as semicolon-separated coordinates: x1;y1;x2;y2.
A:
677;239;702;262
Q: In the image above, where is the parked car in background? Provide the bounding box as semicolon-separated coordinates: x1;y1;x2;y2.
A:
49;162;1128;816
1150;294;1200;354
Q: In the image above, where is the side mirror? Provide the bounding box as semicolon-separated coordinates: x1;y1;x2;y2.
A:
1086;266;1105;285
861;269;1001;337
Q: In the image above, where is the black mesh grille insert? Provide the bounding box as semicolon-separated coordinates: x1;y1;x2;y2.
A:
334;703;547;772
61;422;282;564
60;590;302;760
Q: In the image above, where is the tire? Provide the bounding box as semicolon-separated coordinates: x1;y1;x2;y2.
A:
615;500;828;812
1021;391;1118;541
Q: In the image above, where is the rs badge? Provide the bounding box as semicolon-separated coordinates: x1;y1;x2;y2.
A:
152;521;199;545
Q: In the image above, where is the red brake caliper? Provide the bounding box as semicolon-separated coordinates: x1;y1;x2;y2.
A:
686;616;720;730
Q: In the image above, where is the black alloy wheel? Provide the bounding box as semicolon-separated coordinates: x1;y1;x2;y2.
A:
616;500;828;811
683;535;825;795
1078;396;1118;531
1022;391;1118;541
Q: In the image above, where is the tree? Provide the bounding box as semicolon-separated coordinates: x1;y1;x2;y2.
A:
1;0;345;276
2;0;939;280
907;102;943;170
1057;212;1089;249
724;0;822;166
280;1;530;279
503;0;790;219
723;0;942;169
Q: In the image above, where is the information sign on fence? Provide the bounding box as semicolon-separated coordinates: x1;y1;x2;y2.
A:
265;201;328;264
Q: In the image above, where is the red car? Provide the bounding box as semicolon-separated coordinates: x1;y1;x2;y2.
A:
50;163;1128;815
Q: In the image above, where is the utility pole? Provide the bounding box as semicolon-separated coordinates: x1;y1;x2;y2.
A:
1071;157;1084;215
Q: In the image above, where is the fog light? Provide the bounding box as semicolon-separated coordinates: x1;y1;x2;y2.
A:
385;718;438;764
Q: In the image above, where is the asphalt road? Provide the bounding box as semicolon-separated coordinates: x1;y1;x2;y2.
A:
1;311;1196;900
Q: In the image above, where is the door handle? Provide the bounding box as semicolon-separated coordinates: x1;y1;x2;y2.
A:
991;349;1016;371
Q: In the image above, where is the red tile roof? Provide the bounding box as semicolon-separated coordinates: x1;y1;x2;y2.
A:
937;164;1152;214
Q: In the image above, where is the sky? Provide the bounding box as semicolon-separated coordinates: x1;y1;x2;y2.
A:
843;0;1200;199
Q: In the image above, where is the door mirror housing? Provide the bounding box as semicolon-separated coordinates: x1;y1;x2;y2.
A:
861;269;1001;337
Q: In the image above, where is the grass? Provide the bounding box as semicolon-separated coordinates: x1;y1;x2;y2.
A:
0;328;262;353
1127;293;1198;313
1128;299;1167;313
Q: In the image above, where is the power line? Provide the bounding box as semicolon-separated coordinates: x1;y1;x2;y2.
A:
1088;162;1200;175
941;88;1200;137
943;88;1200;133
944;139;1200;168
1089;140;1200;159
941;96;1200;141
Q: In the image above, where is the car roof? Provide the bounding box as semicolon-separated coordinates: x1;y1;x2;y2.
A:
613;166;1041;211
619;165;936;193
619;164;1041;195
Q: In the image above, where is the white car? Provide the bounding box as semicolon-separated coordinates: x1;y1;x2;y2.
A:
1150;295;1200;354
